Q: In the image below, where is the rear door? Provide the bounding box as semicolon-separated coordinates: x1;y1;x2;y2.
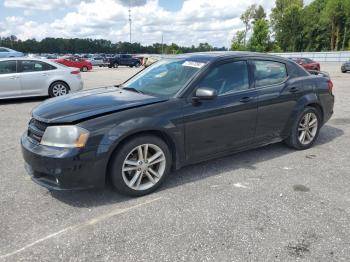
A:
0;60;21;98
252;60;303;143
18;60;54;96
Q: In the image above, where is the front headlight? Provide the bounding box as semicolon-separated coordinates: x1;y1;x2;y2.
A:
41;126;89;148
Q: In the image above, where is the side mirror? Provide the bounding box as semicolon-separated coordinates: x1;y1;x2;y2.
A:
194;87;217;101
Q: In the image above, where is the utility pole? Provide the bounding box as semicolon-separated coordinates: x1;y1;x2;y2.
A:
161;34;164;54
128;1;132;43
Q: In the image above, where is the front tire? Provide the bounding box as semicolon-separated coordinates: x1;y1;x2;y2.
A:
109;135;172;196
81;66;88;72
285;107;321;150
49;82;69;97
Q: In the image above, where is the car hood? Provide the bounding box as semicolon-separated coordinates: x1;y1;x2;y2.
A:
32;87;167;124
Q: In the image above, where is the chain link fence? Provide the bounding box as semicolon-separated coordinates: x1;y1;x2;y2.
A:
271;51;350;62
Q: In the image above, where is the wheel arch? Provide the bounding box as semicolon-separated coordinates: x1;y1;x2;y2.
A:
48;80;71;96
105;129;178;183
282;93;324;137
306;102;324;124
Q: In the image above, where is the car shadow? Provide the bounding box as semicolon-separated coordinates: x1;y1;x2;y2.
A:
0;96;47;105
50;124;344;208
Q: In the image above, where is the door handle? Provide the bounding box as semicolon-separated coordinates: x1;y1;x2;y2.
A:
239;97;252;103
289;87;299;93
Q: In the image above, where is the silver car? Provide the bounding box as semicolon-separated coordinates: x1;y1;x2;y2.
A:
0;47;24;58
90;56;106;67
0;58;83;99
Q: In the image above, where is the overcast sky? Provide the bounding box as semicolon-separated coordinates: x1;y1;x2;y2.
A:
0;0;313;47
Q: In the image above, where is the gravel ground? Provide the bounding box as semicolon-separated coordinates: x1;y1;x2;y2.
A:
0;63;349;261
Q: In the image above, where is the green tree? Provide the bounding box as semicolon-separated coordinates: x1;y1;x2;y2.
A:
281;4;304;51
302;0;329;51
253;5;267;23
270;0;303;51
248;19;270;52
323;0;347;50
341;0;350;50
240;4;257;44
230;31;246;50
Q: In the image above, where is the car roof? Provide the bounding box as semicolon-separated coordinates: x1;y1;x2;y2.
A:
0;47;14;51
167;51;290;63
0;57;54;62
0;57;67;68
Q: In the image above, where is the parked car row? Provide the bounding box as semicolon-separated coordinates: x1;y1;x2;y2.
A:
0;57;83;99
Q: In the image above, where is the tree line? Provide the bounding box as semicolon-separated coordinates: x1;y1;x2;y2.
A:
232;0;350;52
0;36;226;54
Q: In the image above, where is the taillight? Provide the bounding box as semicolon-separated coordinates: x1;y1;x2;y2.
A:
328;80;333;94
71;70;80;75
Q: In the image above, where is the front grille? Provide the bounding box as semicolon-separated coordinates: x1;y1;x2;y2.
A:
28;118;49;142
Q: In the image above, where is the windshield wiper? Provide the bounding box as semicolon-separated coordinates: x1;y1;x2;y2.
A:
122;87;144;94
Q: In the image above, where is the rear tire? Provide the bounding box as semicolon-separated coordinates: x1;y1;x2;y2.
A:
285;107;321;150
135;62;141;68
49;81;69;98
81;66;88;72
109;135;172;197
114;63;119;68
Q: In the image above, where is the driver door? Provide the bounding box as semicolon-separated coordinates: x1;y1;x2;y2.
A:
182;60;258;162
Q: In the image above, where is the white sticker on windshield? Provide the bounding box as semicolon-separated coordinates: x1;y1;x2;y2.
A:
182;61;206;68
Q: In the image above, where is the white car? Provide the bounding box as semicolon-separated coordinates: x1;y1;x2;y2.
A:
90;56;106;67
0;58;84;99
0;47;24;58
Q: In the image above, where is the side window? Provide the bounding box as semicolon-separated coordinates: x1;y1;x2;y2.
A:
20;61;49;72
305;58;313;63
44;63;57;70
198;61;249;95
0;48;9;52
0;61;17;74
253;60;287;88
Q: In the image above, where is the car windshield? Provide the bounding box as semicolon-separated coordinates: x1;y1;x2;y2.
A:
123;58;206;97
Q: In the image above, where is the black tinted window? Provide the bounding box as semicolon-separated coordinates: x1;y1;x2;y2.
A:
253;61;287;87
0;61;17;74
199;61;249;95
0;48;9;52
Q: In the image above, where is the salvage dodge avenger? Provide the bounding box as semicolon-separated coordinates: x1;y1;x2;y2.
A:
21;52;334;196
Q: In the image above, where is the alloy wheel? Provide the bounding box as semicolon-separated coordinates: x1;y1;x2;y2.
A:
298;112;318;145
52;84;68;97
122;144;166;191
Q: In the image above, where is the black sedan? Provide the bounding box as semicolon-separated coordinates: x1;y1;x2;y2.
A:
21;52;334;196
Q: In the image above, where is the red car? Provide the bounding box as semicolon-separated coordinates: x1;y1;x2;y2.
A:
289;57;320;71
54;56;92;72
